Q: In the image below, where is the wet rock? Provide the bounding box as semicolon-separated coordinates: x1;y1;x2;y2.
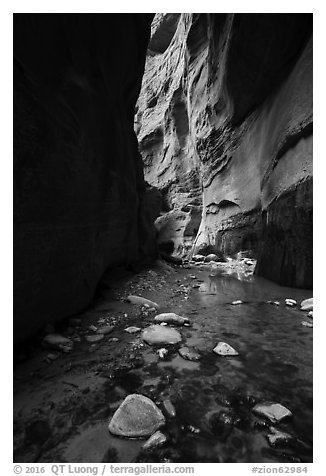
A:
124;326;142;334
127;295;159;309
213;342;239;356
85;334;104;343
142;431;167;450
157;348;168;359
300;297;313;311
252;402;292;423
162;399;176;418
46;353;60;361
266;427;293;447
267;300;280;306
142;325;182;345
108;394;165;438
302;321;313;328
178;346;201;361
192;283;201;288
154;313;189;326
192;255;205;262
308;310;313;318
182;424;200;434
109;337;120;342
42;334;73;353
204;254;219;262
97;325;114;335
285;299;297;307
88;325;98;332
231;300;243;305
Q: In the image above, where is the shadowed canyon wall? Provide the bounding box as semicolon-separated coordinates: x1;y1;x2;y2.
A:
14;14;156;343
136;13;312;288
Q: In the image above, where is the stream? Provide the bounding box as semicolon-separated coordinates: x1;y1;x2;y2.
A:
63;264;313;463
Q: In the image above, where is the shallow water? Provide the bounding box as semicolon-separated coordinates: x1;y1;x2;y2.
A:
65;266;313;463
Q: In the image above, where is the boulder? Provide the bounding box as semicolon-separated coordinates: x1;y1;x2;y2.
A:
178;346;201;361
142;325;182;345
213;342;239;356
204;254;219;262
108;394;165;438
300;297;313;311
252;402;292;423
154;313;189;326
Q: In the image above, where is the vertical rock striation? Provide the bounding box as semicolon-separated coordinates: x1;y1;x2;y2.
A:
14;14;155;342
136;13;312;288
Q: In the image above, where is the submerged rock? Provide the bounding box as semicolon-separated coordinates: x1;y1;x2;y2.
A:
162;399;176;418
85;334;104;343
266;427;293;447
178;346;201;361
154;313;189;326
142;431;167;450
124;326;142;334
42;334;73;353
285;299;297;307
96;325;114;335
142;325;182;345
108;394;165;438
213;342;239;356
127;295;159;309
300;297;313;311
252;402;292;423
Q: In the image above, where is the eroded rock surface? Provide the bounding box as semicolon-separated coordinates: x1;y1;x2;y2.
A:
136;13;312;288
14;14;155;342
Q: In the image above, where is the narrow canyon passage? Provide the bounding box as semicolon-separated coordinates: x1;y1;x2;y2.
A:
13;13;313;464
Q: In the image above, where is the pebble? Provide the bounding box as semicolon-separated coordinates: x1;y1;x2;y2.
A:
124;327;142;334
267;301;280;306
42;334;73;353
96;325;114;335
285;299;297;307
154;313;189;326
178;346;201;361
213;342;239;356
142;431;167;450
108;394;165;438
231;300;243;305
127;295;159;309
300;298;313;312
157;348;168;359
142;325;182;345
85;334;104;343
252;402;292;423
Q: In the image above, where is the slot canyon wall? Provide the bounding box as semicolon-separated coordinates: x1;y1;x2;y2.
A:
136;13;313;288
14;14;157;343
